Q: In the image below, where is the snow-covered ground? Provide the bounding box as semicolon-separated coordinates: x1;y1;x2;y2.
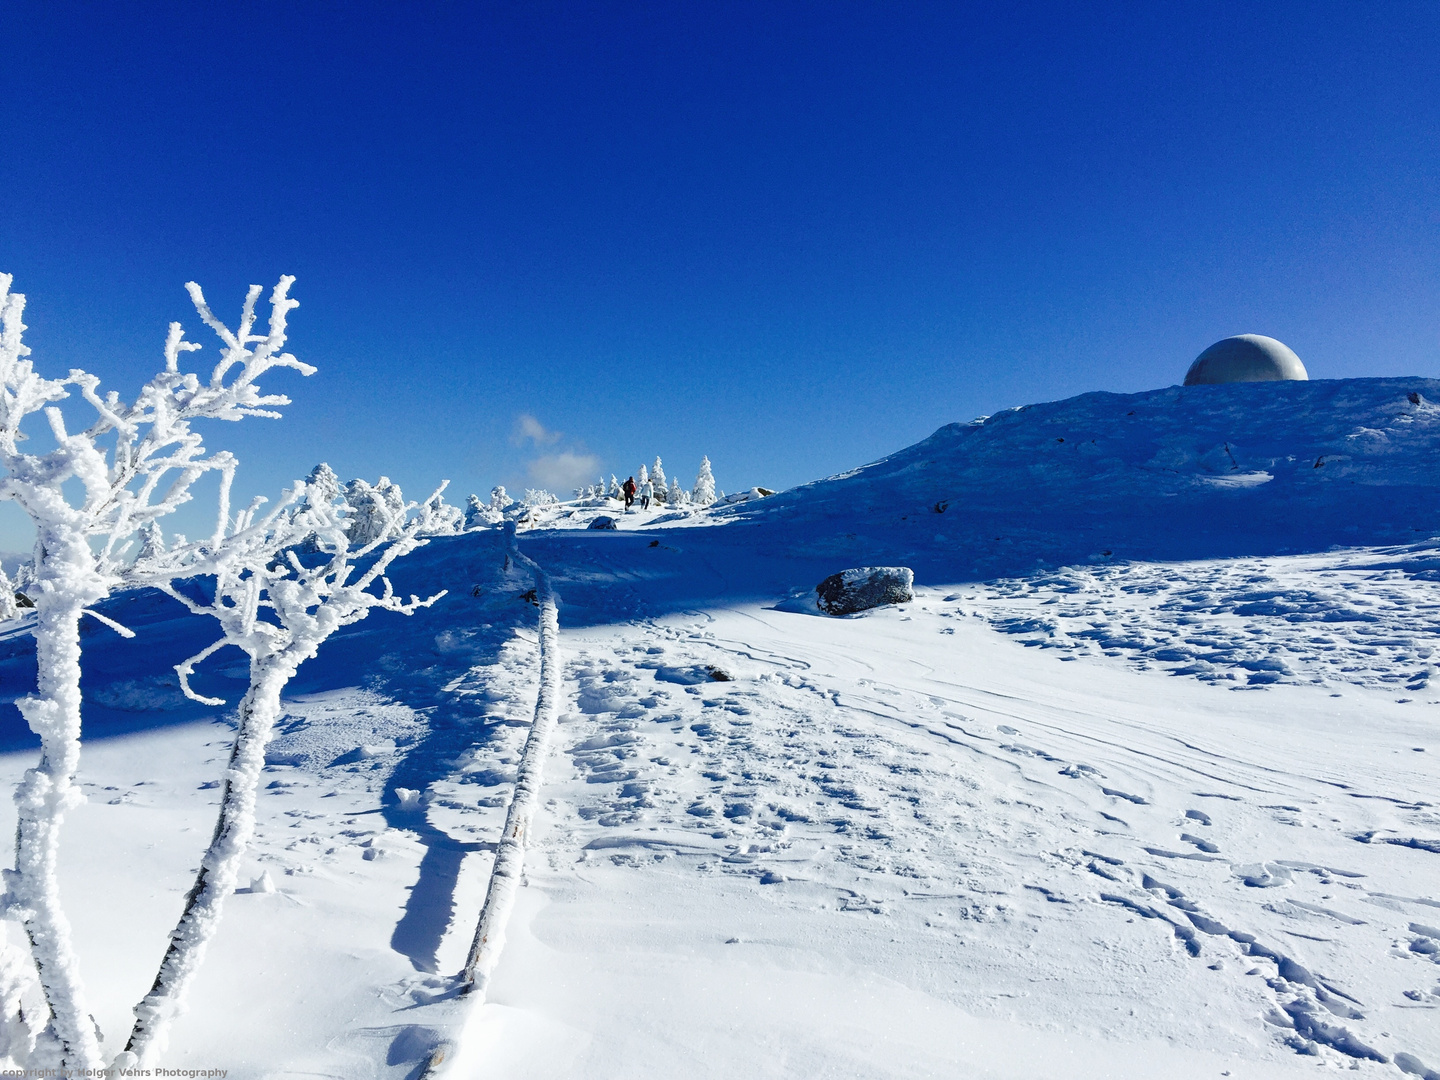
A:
0;377;1437;1077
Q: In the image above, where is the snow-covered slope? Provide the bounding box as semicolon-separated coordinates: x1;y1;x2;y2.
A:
0;377;1436;1077
736;376;1440;572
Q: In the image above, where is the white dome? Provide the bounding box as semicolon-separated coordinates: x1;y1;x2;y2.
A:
1184;335;1308;386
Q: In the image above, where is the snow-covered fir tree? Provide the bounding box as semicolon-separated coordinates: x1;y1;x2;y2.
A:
463;493;488;530
652;457;668;503
490;485;512;514
609;475;621;498
0;568;18;622
692;455;716;506
344;476;405;545
303;462;340;506
137;520;164;562
422;489;463;534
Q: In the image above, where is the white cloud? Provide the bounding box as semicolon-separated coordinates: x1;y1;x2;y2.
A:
527;451;601;493
512;413;562;447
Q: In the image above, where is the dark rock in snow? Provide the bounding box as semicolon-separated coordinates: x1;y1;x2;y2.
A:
816;567;914;615
588;516;618;530
655;664;734;685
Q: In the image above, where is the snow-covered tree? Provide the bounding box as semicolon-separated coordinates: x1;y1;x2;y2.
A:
463;493;488;530
490;486;511;515
120;475;446;1067
652;457;668;504
0;272;312;1069
692;456;716;506
608;475;620;498
521;488;557;507
343;476;405;545
0;568;18;622
303;462;340;506
421;489;463;534
638;463;649;488
136;521;164;563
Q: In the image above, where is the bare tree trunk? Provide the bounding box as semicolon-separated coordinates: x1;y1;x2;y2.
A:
124;656;295;1066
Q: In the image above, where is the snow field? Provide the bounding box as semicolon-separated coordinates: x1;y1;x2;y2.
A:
966;546;1440;693
0;543;1433;1076
462;596;1436;1076
0;375;1437;1075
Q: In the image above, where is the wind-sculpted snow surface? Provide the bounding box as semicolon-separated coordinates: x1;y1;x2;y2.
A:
962;544;1440;691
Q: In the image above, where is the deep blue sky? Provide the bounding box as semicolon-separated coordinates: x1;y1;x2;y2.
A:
1;2;1437;547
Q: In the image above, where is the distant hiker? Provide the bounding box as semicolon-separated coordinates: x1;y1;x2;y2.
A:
639;478;653;510
623;475;637;509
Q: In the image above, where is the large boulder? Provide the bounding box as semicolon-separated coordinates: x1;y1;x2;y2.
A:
588;516;618;530
816;566;914;615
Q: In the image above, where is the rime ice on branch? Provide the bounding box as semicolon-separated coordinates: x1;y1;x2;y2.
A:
121;476;446;1067
0;273;312;1070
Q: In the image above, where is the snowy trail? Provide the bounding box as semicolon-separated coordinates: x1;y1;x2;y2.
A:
439;553;1439;1077
421;533;564;1078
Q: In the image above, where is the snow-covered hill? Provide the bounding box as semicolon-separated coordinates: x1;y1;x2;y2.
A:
0;377;1436;1078
721;375;1440;574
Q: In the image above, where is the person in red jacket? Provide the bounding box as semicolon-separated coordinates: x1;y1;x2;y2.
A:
622;475;637;509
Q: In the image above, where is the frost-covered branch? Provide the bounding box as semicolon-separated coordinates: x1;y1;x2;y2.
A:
121;477;446;1067
0;273;312;1069
458;527;560;996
